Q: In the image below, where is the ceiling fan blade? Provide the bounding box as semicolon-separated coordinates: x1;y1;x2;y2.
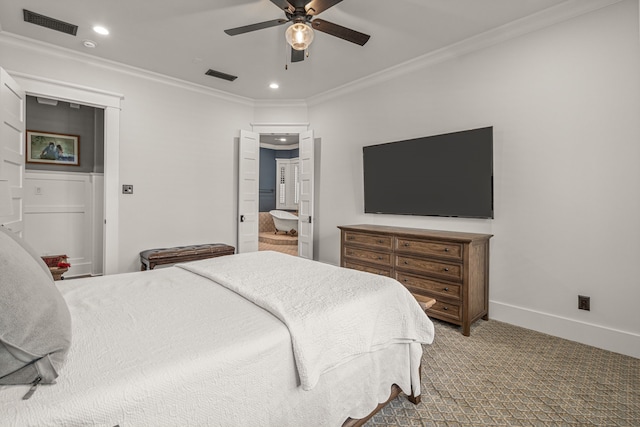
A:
269;0;295;14
291;48;305;63
311;18;370;46
224;19;289;36
305;0;344;16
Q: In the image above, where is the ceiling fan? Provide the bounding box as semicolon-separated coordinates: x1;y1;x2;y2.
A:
224;0;370;63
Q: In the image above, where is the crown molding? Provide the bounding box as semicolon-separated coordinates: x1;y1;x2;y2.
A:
0;32;256;107
306;0;624;106
1;0;624;109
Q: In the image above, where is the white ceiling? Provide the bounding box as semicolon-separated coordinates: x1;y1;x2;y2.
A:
1;0;594;100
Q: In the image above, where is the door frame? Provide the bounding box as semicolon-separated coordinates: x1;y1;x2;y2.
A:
248;123;317;258
9;71;123;274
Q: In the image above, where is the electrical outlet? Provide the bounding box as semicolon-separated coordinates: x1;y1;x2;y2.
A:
122;185;133;194
578;295;590;311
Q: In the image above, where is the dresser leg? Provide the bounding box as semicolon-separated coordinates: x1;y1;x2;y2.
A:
462;323;471;336
482;314;489;321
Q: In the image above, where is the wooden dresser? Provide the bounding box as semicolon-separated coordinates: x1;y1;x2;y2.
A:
338;224;492;336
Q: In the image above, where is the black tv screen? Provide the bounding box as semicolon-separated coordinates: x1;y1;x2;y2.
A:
363;127;493;219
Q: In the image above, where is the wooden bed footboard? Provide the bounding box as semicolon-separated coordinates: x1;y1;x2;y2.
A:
342;384;420;427
342;364;422;427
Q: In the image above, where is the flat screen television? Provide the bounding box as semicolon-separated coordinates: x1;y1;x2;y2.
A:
363;126;493;219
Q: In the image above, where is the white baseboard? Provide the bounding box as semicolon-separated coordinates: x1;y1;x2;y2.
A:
490;301;640;359
66;260;92;278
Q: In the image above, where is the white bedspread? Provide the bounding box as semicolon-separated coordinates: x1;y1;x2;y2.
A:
0;254;434;426
179;251;435;391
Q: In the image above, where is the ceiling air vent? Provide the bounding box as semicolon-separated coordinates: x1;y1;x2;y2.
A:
205;69;238;82
23;9;78;36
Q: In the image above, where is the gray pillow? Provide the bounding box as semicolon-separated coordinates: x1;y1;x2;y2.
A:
0;225;53;280
0;225;72;391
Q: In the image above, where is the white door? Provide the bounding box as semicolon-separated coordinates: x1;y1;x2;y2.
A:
0;68;25;233
237;130;260;253
298;130;314;259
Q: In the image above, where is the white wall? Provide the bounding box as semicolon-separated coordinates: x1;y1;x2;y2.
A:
0;34;255;272
253;99;308;124
308;1;640;357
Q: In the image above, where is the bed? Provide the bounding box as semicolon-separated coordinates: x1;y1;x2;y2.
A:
0;230;435;427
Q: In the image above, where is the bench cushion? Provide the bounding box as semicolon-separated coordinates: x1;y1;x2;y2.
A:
140;244;235;270
141;244;234;261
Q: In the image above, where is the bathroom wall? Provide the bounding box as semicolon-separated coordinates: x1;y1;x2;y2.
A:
259;146;299;212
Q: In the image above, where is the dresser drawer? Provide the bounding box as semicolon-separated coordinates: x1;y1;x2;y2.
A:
396;272;461;301
339;224;492;337
395;238;463;261
343;231;393;251
344;261;392;277
395;255;462;282
344;247;392;266
427;299;462;322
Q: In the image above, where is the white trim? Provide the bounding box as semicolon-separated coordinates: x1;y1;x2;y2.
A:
0;32;255;107
9;71;124;107
13;73;121;274
103;107;119;274
259;142;299;150
250;123;310;134
490;300;640;359
306;0;624;106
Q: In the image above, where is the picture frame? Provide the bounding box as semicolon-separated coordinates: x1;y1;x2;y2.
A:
26;130;80;166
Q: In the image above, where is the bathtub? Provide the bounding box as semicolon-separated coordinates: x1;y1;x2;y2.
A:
269;210;298;234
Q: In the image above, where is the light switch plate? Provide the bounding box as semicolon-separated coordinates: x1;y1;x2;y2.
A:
122;185;133;194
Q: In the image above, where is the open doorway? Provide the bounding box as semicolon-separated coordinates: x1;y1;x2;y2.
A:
23;95;105;277
238;128;314;259
258;133;299;256
10;71;122;275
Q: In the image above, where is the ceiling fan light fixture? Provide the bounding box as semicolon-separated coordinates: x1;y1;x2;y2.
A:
285;23;314;51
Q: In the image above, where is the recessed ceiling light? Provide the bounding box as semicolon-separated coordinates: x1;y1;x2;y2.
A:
93;26;109;35
269;83;279;89
279;138;287;142
83;40;97;48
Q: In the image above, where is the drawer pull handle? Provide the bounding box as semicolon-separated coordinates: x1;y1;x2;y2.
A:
404;261;409;265
443;287;449;292
443;267;449;272
404;243;410;247
377;256;382;260
444;248;449;252
378;240;384;244
443;306;448;311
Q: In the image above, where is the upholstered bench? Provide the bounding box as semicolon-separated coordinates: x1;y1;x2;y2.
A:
140;244;235;270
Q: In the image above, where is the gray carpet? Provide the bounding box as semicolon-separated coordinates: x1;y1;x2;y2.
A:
366;319;639;426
